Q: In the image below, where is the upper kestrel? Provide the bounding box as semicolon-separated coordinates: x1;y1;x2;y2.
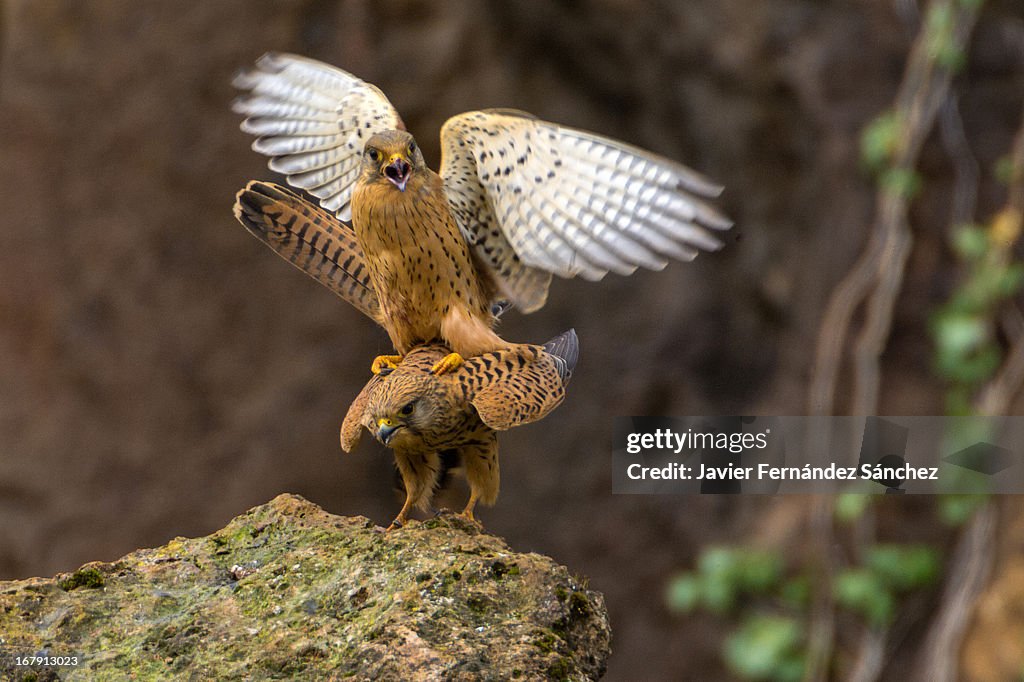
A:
232;53;730;372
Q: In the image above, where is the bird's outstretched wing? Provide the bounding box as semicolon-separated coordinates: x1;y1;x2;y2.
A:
440;110;731;313
234;55;730;315
232;53;403;220
464;329;579;430
233;181;383;324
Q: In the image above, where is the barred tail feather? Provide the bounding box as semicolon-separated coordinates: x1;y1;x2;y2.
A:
233;181;382;324
542;328;579;381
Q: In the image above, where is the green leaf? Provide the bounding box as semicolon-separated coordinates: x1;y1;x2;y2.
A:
834;493;871;523
780;577;811;609
701;572;737;614
865;545;941;591
934;44;966;71
997;264;1024;297
665;574;703;613
924;3;967;71
951;225;989;261
860;112;901;170
834;569;894;627
939;494;988;525
994;154;1015;185
933;312;987;357
954;347;1001;384
879;168;923;199
699;547;740;579
969;266;1018;303
736;551;783;592
724;614;805;681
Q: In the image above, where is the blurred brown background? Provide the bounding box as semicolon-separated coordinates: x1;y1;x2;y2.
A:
2;1;1023;679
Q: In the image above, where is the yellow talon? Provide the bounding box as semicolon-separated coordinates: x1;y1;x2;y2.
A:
371;354;403;375
431;352;465;375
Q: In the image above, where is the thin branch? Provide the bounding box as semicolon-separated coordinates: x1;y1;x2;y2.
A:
915;83;1024;682
975;106;1024;416
808;0;981;416
939;96;980;228
849;2;982;416
914;504;998;682
998;304;1024;345
977;331;1024;415
848;630;888;682
803;3;983;679
846;500;887;682
802;495;838;682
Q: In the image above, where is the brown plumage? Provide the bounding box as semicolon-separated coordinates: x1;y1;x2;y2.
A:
350;130;509;372
233;53;730;373
341;330;578;529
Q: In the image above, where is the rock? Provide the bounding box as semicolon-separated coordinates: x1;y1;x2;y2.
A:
0;494;610;680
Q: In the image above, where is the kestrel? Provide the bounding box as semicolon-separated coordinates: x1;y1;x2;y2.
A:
232;53;730;374
340;330;579;530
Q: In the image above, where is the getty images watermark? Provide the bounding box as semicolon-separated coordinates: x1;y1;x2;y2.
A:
612;417;1024;494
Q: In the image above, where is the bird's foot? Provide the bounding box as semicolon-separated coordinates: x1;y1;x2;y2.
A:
456;509;480;525
385;515;407;532
431;352;464;375
371;354;404;375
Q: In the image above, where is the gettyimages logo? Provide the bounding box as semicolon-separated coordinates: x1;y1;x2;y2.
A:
625;427;769;455
612;416;1023;494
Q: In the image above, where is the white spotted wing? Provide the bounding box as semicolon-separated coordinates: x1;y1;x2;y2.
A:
440;110;730;312
232;53;403;221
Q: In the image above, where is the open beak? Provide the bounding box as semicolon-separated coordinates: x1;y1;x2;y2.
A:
383;154;411;192
376;417;400;445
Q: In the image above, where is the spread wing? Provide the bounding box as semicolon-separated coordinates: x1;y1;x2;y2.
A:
440;110;731;313
464;329;579;430
232;53;403;221
233;181;383;325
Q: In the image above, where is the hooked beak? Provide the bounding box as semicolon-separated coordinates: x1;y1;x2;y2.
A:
383;154;411;192
376;417;401;445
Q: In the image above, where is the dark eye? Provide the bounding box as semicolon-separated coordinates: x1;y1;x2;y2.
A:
400;401;415;416
367;148;380;162
407;141;416;156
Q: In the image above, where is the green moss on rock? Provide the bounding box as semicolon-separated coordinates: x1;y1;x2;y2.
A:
0;494;610;680
57;567;105;591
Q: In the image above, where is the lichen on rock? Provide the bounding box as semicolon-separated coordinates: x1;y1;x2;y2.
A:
0;494;610;680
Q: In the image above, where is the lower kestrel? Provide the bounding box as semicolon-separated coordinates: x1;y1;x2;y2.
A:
341;330;579;530
232;53;730;375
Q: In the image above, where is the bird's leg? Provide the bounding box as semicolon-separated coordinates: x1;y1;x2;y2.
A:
387;449;441;531
386;473;418;531
386;504;412;532
436;305;507;375
430;352;464;375
457;491;479;523
458;437;499;524
371;354;404;375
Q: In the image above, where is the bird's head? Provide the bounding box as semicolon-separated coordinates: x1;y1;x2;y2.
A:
361;130;425;193
365;373;441;449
